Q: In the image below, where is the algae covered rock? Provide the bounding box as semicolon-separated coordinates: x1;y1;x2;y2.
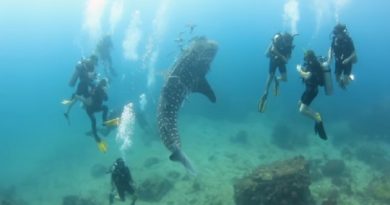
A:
62;195;98;205
137;176;174;202
233;156;314;205
368;175;390;203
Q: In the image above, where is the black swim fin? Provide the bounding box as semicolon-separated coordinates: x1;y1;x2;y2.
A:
64;113;70;126
109;193;114;205
314;121;327;140
258;94;267;113
274;77;280;96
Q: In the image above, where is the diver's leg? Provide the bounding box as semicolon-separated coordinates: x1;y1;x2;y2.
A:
264;74;275;95
75;95;92;107
109;185;119;205
109;192;115;205
299;85;319;121
277;63;287;82
117;188;126;202
102;105;108;122
277;72;287;82
258;73;274;112
264;74;275;96
341;63;353;88
264;59;277;96
87;108;100;142
65;82;89;120
130;194;138;205
258;59;277;112
126;185;137;205
274;64;287;96
299;85;327;140
299;103;321;122
335;61;345;89
64;96;77;117
107;56;117;77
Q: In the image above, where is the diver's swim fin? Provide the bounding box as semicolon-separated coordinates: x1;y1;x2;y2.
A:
170;149;197;176
109;193;114;205
274;77;280;96
314;121;327;140
104;118;121;127
97;140;108;153
258;94;267;113
64;113;70;125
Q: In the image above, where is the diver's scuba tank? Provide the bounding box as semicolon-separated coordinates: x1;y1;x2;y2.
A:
318;56;333;96
68;67;79;87
68;59;85;87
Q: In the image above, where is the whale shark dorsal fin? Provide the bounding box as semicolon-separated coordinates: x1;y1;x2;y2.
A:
193;78;216;103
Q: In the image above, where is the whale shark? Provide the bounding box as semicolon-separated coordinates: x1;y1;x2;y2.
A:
157;36;218;175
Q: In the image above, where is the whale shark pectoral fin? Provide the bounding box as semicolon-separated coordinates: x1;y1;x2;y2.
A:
193;78;216;103
170;150;197;176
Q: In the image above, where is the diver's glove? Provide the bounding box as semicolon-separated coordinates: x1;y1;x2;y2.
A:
296;64;311;80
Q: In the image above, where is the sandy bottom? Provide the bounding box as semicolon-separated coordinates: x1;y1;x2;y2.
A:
4;112;390;205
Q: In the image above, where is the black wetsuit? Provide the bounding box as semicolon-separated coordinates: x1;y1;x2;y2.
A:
73;61;95;98
331;33;355;76
96;36;116;77
111;163;135;201
86;85;108;142
268;34;293;75
301;58;324;106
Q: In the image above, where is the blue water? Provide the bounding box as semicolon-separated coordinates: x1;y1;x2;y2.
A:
0;0;390;204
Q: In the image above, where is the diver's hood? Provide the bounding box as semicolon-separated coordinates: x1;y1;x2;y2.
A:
333;24;347;35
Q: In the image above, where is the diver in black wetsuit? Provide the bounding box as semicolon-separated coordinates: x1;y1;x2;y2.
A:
64;55;98;121
328;23;357;89
108;158;137;205
258;32;296;112
85;78;109;152
95;35;117;78
296;50;327;140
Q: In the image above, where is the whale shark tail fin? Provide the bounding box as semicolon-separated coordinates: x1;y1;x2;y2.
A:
170;149;197;176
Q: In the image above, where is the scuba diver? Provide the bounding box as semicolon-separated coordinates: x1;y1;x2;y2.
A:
95;35;117;78
296;50;328;140
328;23;357;89
85;78;109;153
63;54;98;123
258;32;296;112
186;23;197;34
108;158;137;205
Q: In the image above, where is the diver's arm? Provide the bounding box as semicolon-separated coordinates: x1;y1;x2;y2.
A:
296;65;311;80
271;46;288;62
125;168;134;184
103;89;108;101
265;43;272;57
343;51;356;64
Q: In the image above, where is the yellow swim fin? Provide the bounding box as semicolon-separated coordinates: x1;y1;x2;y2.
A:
104;117;121;127
97;140;108;153
258;94;267;113
61;99;73;105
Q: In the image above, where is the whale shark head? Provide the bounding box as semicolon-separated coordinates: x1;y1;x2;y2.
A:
184;37;218;76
